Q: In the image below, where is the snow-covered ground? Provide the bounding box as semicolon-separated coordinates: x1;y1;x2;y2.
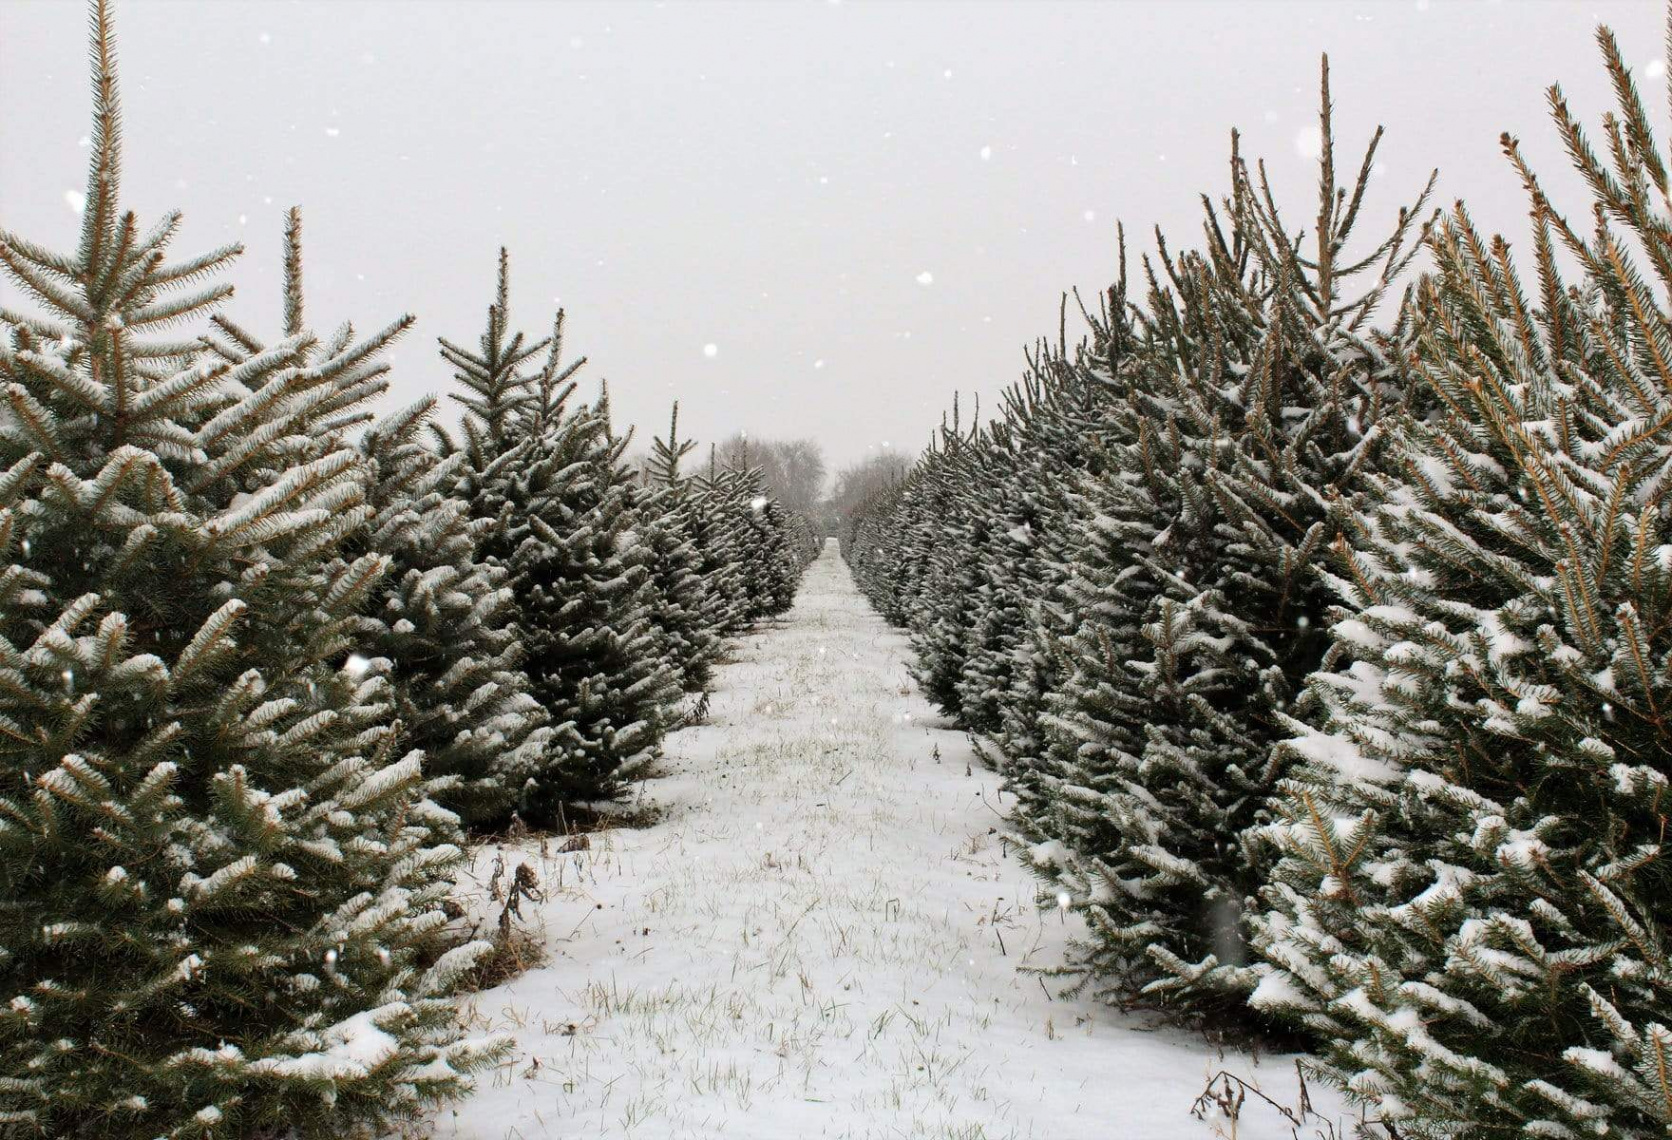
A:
424;541;1352;1140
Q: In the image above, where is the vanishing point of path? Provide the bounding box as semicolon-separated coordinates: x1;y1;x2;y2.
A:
425;541;1337;1140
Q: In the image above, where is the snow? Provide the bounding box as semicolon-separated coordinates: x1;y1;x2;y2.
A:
258;1009;402;1081
425;542;1341;1139
1286;729;1400;786
1247;971;1305;1012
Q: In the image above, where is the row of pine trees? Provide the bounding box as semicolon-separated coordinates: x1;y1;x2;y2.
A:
846;23;1671;1140
0;6;815;1137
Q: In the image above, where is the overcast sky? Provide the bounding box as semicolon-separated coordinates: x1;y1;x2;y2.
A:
0;0;1661;470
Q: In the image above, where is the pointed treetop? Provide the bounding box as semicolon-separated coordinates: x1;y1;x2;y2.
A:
283;207;304;340
440;247;554;444
78;0;123;272
650;401;697;485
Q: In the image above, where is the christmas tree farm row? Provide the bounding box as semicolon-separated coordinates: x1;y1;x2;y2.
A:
0;5;815;1137
846;24;1672;1140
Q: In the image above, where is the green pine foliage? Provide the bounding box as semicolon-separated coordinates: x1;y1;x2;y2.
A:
1249;28;1672;1136
0;7;502;1134
204;211;551;827
848;11;1672;1139
0;0;818;1132
692;446;814;627
1034;79;1435;1022
435;265;681;814
639;405;723;692
852;70;1436;1028
712;459;807;621
354;396;551;824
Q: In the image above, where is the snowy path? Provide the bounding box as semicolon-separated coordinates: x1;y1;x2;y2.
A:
427;541;1344;1140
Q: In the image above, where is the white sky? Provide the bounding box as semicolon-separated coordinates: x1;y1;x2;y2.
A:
0;0;1661;468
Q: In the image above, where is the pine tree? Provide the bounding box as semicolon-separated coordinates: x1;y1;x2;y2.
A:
354;397;550;824
0;7;500;1134
1023;73;1434;1025
437;262;679;813
682;445;751;637
904;409;990;717
1250;26;1672;1136
713;454;804;620
639;404;722;691
975;299;1141;760
206;212;550;827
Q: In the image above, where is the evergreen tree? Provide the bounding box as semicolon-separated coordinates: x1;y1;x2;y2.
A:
354;397;550;824
437;262;679;813
639;404;722;691
0;8;499;1134
1023;73;1434;1024
682;445;751;637
714;454;803;620
1251;27;1672;1136
206;211;550;827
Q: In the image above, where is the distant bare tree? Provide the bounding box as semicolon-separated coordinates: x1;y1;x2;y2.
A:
716;434;828;516
827;452;911;532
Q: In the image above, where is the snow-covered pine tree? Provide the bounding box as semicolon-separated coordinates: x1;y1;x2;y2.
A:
1250;26;1672;1137
709;450;802;621
905;408;992;717
0;7;500;1134
354;398;551;824
437;264;679;813
975;289;1144;762
849;400;978;639
845;477;912;623
1028;69;1435;1025
639;404;723;691
846;277;1141;757
206;210;550;827
681;444;751;636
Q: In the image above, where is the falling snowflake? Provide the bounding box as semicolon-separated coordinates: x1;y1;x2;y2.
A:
750;495;768;512
64;190;86;215
1295;124;1324;160
703;343;719;359
344;654;372;678
915;271;933;286
979;145;992;161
